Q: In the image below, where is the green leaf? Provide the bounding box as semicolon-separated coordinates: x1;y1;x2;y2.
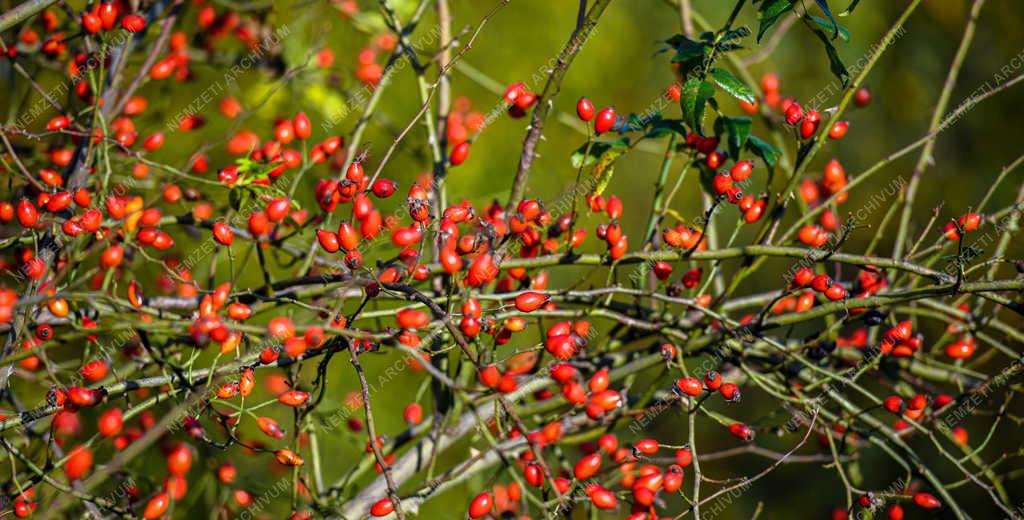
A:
716;42;746;53
698;164;718;197
680;78;715;135
809;15;849;41
645;119;688;138
709;68;755;104
228;187;251;212
570;137;630;197
234;157;258;173
622;112;662;133
942;247;985;264
570;139;629;169
814;0;841;40
839;0;861;16
722;26;752;42
963;246;985;261
666;34;708;75
722;116;752;159
808;23;851;86
746;134;781;168
666;34;706;62
590;143;629;197
571;143;607;169
848;459;864;487
757;0;796;42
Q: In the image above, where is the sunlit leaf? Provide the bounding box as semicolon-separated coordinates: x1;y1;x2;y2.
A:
746;134;781;168
680;78;715;135
757;0;796;42
571;139;629;169
722;116;752;159
709;68;756;104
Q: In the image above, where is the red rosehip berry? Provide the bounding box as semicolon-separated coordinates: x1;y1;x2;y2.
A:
370;498;395;517
883;395;904;414
450;141;470;165
293;112;311;140
913;493;940;509
468;492;492;519
730;160;753;181
653;261;673;281
98;2;118;29
784;102;804;125
675;377;703;397
825;284;847;301
703;371;723;391
121;14;146;32
514;291;548;312
82;12;102;33
47;115;71;131
143;492;169;519
594;107;616;134
634;438;659;454
213;222;234;245
577;97;595;121
728;423;754;441
574;452;602;480
719;382;741;402
828;121;849;139
854;87;872;107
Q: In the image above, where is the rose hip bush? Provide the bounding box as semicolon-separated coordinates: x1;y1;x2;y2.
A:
1;0;1023;518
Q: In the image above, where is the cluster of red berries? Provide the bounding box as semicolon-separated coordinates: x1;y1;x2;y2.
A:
777;264;888;316
542;320;589;361
710;160;767;222
848;267;888;311
448;95;488;165
674;370;741;402
504;82;539;118
883;391;959;436
434;365;741;517
755;73;850;140
790;266;848;302
365;365;707;518
943;211;982;241
500;434;692;517
652;262;702;289
587;194;629;259
803;158;851;207
576;97;617;134
556;364;623;419
831;491;941;520
314;164;393;266
447;96;486;148
877;320;920;358
661;224;708;251
475;354;533;395
745;75;863;249
80;3;145;35
2;1;1016;517
352;33;397;86
8;394;269;520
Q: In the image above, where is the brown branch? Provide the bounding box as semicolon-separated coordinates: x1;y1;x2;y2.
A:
0;0;58;33
348;340;407;520
505;0;613;213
